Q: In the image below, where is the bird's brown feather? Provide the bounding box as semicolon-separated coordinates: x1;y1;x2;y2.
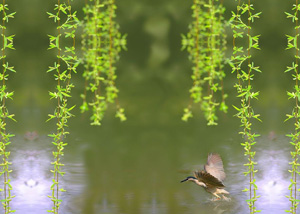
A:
204;153;226;182
194;170;225;188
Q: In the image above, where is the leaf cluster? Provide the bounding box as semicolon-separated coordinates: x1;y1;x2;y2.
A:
230;1;261;213
284;2;300;214
47;1;79;213
182;0;228;125
81;0;126;126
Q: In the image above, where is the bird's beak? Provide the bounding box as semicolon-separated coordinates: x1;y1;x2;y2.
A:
180;178;188;183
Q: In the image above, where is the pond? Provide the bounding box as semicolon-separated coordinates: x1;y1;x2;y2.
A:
8;118;292;213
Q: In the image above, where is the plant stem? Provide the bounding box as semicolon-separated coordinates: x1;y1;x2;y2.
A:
295;0;298;212
247;1;253;212
231;0;261;213
2;0;6;212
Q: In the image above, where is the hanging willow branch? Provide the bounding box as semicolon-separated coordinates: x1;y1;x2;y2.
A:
230;0;261;213
0;1;16;213
47;0;79;213
0;1;15;213
182;0;227;125
81;0;126;126
285;1;300;213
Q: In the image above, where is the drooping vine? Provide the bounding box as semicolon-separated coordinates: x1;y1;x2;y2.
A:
230;0;261;213
81;0;126;126
181;0;227;125
0;1;15;213
47;0;79;213
285;2;300;213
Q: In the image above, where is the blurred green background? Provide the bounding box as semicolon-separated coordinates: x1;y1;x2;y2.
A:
3;0;298;213
6;0;295;132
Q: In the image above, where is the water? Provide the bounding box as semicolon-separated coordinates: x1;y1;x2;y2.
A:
9;134;86;213
6;122;293;213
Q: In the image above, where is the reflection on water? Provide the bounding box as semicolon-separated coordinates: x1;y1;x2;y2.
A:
224;134;291;213
10;135;52;214
256;135;290;213
96;197;118;213
140;196;167;214
9;134;86;214
5;129;293;213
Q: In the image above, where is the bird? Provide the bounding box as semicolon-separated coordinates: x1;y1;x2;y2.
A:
181;153;230;201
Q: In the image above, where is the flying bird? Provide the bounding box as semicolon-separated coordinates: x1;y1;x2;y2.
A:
181;153;230;201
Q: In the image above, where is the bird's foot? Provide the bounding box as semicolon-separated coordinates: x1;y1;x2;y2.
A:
222;195;231;202
210;197;221;202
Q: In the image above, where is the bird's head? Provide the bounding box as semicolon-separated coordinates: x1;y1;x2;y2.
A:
180;176;197;183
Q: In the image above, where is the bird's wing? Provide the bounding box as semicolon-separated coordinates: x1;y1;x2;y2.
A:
204;153;226;182
194;170;225;188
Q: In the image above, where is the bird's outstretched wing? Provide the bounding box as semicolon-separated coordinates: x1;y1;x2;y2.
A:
194;170;225;188
204;153;226;182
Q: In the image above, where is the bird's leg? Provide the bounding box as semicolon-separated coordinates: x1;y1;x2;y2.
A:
210;193;221;201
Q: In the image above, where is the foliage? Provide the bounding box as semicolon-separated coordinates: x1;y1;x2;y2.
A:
0;1;16;213
285;1;300;213
181;0;227;125
47;0;79;213
81;0;127;126
229;0;261;213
